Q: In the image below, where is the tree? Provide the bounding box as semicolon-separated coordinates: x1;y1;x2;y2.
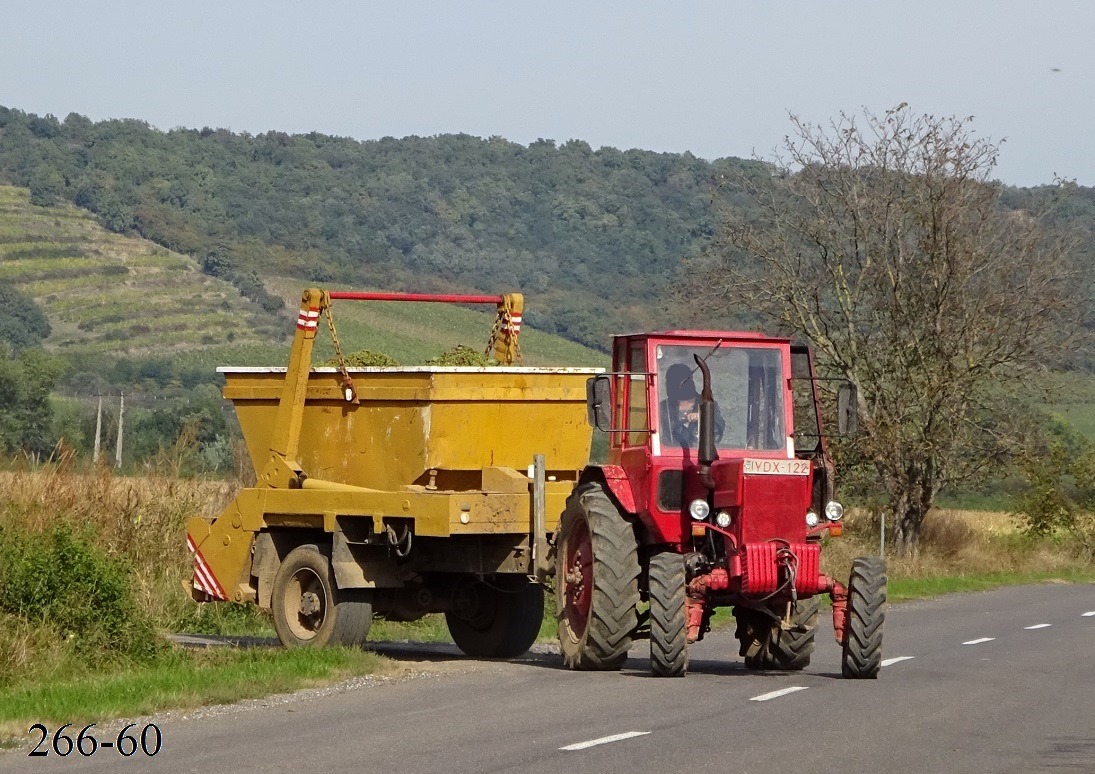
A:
0;286;51;351
0;348;65;456
696;106;1086;554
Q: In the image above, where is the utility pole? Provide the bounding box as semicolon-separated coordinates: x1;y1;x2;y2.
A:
115;392;124;469
93;395;103;464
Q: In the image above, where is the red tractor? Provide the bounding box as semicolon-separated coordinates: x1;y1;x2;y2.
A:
555;331;886;678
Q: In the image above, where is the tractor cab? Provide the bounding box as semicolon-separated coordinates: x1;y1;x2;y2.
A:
587;331;841;551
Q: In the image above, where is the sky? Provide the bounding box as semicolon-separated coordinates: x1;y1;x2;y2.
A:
2;1;1092;187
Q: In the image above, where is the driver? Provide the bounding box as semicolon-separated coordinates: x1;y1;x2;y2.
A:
664;363;724;448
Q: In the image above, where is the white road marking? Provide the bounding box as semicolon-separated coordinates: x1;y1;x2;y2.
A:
1083;611;1095;617
962;637;995;645
881;656;915;667
749;686;809;702
560;731;651;751
1024;624;1052;630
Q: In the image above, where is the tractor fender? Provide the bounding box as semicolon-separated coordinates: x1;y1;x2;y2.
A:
578;465;638;515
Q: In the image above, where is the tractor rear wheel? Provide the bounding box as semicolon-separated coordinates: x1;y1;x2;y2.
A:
445;575;545;659
738;598;819;671
556;483;641;670
648;552;688;677
272;544;373;648
841;556;887;679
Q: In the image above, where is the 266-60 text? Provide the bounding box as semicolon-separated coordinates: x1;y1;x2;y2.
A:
28;723;162;758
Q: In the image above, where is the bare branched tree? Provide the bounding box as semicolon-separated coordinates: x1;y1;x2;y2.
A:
696;105;1086;554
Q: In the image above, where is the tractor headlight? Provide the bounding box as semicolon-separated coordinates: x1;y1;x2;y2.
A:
689;499;711;521
805;510;820;528
824;501;844;521
715;511;732;529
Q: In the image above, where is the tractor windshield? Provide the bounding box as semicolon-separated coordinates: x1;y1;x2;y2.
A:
656;345;786;452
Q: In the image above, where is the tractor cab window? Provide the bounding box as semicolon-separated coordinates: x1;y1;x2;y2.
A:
656;345;785;452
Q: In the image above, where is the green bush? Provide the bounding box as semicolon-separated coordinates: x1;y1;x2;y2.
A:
0;523;162;664
325;350;399;367
424;344;494;367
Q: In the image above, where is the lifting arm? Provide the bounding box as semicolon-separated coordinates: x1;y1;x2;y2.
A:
260;288;330;488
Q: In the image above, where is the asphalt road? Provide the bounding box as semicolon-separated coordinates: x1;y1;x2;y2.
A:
5;582;1093;774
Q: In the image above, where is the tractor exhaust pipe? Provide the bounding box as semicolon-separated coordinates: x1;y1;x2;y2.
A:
694;354;718;489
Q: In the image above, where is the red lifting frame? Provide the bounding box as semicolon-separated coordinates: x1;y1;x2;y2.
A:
328;291;503;305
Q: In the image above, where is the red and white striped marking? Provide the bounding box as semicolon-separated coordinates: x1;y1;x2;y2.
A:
296;307;321;331
507;313;522;335
187;534;227;600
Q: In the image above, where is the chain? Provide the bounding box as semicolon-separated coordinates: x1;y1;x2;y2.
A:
483;311;503;360
323;304;357;402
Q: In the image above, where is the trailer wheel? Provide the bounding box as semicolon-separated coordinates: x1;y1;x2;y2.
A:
648;552;688;677
271;544;373;648
445;576;545;658
739;598;820;671
841;556;887;679
556;483;640;671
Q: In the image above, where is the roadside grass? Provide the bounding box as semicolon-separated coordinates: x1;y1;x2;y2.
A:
0;646;389;745
886;570;1095;600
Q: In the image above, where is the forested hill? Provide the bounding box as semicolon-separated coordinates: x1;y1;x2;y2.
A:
1;105;1093;352
0;106;767;349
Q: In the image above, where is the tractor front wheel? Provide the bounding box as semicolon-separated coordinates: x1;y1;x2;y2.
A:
556;483;641;670
271;544;373;648
445;575;545;659
841;556;887;678
738;598;819;671
648;552;688;677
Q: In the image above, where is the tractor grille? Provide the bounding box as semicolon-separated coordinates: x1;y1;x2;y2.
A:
740;542;821;595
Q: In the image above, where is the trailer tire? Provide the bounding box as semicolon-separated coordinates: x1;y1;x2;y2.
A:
648;552;688;677
841;556;887;679
556;483;641;671
740;598;820;671
271;544;373;648
445;576;545;659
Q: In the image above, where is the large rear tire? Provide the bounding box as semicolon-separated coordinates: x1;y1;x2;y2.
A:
272;544;373;648
648;552;688;677
841;556;887;679
556;483;641;670
445;576;545;659
738;598;819;671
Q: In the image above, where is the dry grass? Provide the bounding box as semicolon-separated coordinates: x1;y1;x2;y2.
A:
822;507;1090;588
0;460;237;630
